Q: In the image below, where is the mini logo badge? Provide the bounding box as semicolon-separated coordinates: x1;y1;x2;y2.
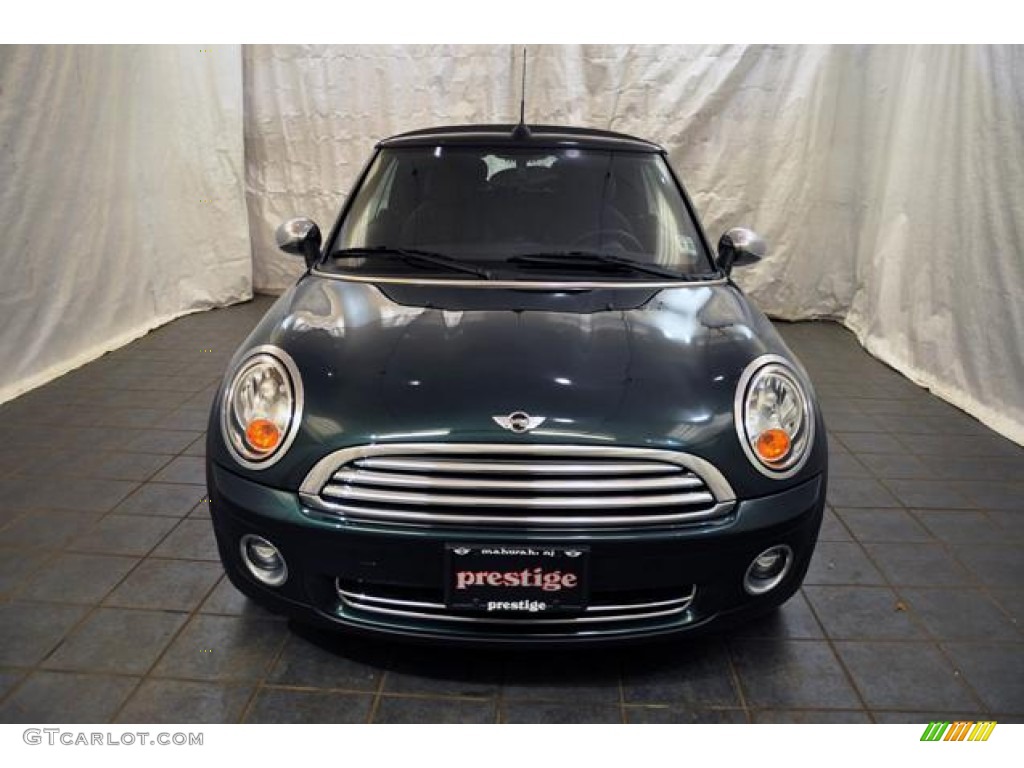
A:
492;411;545;433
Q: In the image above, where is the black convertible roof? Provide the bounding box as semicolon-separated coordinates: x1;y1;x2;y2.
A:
379;124;664;152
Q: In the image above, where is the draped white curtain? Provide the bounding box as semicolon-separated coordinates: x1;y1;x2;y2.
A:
0;45;252;404
2;45;1020;446
243;44;1024;445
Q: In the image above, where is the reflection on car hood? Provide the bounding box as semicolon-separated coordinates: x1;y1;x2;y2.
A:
247;277;797;456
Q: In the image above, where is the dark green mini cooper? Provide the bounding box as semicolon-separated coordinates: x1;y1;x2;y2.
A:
207;124;827;645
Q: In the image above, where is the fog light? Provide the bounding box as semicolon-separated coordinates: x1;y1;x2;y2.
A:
743;545;792;595
240;534;288;587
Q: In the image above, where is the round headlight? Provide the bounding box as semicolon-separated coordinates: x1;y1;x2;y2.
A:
735;356;814;478
221;346;303;469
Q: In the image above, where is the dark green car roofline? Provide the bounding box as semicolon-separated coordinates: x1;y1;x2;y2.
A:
379;124;664;153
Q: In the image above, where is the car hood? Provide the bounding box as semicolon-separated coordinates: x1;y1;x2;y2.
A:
214;276;821;495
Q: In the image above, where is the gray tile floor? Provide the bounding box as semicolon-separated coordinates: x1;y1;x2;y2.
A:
0;296;1021;724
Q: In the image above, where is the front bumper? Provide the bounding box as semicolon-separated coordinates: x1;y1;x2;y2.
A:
207;461;825;646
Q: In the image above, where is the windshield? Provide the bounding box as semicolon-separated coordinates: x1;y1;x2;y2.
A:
326;146;714;280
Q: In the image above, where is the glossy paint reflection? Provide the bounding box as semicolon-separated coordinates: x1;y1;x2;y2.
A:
221;275;815;496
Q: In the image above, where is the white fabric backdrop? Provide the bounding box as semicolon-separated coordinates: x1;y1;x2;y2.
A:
244;44;1024;445
844;46;1024;447
0;45;252;404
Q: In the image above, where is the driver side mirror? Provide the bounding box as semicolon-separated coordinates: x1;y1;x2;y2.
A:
276;217;322;269
717;227;766;276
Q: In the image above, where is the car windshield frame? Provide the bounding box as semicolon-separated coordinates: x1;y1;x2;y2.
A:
319;143;719;283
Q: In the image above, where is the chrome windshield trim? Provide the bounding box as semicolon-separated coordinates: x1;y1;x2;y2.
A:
310;267;726;290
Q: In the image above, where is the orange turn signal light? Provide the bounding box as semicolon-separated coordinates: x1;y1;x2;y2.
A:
755;428;791;462
245;418;281;452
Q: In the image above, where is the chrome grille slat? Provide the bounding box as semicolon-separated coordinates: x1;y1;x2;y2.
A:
320;484;716;509
355;457;675;475
334;468;703;493
336;584;697;626
307;502;731;528
336;589;442;611
340;600;690;625
299;443;735;530
336;587;696;614
585;595;695;612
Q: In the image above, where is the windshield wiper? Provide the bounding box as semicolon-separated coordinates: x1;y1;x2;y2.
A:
505;251;690;280
330;246;494;279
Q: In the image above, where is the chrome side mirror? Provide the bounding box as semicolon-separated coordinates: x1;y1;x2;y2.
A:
717;227;766;275
276;217;322;269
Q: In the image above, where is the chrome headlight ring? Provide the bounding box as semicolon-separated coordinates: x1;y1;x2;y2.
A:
733;354;815;480
220;345;304;470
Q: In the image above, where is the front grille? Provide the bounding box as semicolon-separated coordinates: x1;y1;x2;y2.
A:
335;579;698;629
299;444;735;530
